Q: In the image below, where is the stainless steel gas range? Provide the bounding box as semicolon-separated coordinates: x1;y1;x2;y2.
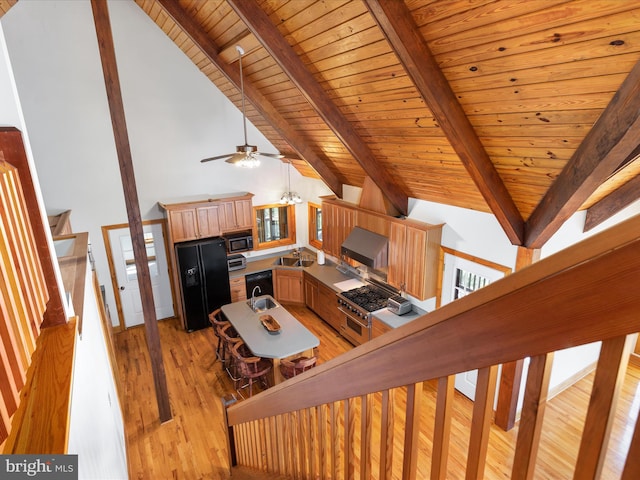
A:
336;279;398;346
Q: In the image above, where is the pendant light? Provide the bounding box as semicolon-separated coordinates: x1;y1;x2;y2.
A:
280;161;302;205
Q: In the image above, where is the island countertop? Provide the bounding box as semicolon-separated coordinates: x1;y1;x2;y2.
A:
221;298;319;359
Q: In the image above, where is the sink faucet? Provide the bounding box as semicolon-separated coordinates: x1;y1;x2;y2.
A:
251;286;262;309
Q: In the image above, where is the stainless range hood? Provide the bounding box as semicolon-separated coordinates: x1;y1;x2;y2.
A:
341;226;388;269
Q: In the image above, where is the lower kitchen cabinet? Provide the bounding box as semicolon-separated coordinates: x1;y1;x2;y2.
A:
316;282;342;332
304;272;341;332
371;317;391;339
274;268;304;304
304;272;318;311
229;276;247;303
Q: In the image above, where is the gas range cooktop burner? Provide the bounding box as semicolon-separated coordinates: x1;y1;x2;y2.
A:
340;285;389;313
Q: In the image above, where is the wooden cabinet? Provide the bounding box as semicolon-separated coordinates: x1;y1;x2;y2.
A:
304;272;318;311
388;220;443;300
316;282;341;332
230;276;247;303
160;193;254;244
356;209;390;237
304;272;340;331
322;200;356;258
274;268;304;304
219;198;253;232
371;317;391;339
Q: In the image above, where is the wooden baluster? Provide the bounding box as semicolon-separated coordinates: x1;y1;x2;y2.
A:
331;401;339;480
221;395;237;472
318;404;327;480
298;409;308;479
309;406;317;479
379;388;395;480
511;353;554;480
402;383;422;480
621;401;640;480
346;397;356;480
285;412;294;477
361;393;373;480
432;375;454;480
466;365;498;480
275;414;285;474
574;334;635;479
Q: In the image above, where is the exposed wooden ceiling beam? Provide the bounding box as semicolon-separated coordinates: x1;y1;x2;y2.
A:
584;174;640;232
91;0;172;423
227;0;408;216
155;0;343;198
525;58;640;248
364;0;524;245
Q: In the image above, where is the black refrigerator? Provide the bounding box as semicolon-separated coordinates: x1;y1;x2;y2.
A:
175;237;231;332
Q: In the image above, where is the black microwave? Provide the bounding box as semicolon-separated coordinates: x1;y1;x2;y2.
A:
223;231;254;253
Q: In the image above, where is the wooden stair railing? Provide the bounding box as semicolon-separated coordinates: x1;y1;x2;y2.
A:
224;213;640;479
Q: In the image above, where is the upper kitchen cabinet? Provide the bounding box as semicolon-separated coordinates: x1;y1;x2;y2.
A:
219;197;253;232
160;193;254;243
321;199;356;258
388;219;443;300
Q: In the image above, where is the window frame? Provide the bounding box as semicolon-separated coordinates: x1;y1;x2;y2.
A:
252;203;297;250
308;202;322;250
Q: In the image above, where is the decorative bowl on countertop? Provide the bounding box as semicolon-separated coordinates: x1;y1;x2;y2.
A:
260;314;281;334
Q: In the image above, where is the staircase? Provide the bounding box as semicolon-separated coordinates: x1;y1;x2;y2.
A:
220;214;640;479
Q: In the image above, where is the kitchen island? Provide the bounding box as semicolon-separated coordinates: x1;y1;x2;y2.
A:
221;296;319;385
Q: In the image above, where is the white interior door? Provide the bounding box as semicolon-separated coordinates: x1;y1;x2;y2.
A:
441;253;507;400
106;222;174;328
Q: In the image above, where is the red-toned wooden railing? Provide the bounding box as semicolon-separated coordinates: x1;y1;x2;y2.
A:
0;128;73;452
224;213;640;479
0;155;49;444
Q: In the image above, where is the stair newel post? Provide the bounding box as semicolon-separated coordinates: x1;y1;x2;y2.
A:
222;394;239;470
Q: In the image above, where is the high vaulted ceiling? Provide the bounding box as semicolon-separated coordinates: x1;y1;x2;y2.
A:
5;1;640;248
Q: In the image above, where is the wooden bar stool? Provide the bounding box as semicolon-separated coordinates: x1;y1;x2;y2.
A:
230;341;272;398
209;308;230;363
279;355;317;380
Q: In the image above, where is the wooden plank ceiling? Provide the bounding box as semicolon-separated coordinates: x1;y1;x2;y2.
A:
5;0;640;247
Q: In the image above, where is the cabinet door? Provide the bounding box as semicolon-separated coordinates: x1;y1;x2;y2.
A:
371;317;391;339
317;283;341;332
321;202;337;257
196;204;222;238
234;199;253;229
230;277;247;303
220;199;253;232
387;222;406;290
274;269;303;304
304;273;318;311
336;204;356;256
168;209;198;242
404;226;428;298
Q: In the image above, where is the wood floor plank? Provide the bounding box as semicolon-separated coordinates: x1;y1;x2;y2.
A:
115;304;640;479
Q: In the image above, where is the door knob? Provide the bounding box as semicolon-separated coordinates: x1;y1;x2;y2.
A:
120;286;125;290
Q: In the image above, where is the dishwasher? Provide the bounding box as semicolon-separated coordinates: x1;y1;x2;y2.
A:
245;270;274;298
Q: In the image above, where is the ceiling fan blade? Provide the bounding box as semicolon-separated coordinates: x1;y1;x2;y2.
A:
201;153;235;163
224;152;251;164
257;152;285;159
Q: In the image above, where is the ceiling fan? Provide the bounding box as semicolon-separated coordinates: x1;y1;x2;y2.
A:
201;46;283;168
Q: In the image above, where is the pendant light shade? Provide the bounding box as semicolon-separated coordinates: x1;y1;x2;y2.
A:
280;161;302;205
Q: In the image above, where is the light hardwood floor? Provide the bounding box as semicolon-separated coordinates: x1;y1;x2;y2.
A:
114;305;639;479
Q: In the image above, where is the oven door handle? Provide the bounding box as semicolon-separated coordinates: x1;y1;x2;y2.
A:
338;306;369;327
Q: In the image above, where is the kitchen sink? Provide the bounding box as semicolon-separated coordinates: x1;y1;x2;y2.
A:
248;295;280;313
273;256;299;266
297;259;314;267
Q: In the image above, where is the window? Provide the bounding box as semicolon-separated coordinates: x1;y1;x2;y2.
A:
308;202;322;249
254;204;296;249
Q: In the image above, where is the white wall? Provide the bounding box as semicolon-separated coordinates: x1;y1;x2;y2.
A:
68;265;128;479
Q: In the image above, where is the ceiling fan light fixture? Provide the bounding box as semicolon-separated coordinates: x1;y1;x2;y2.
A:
200;45;282;167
